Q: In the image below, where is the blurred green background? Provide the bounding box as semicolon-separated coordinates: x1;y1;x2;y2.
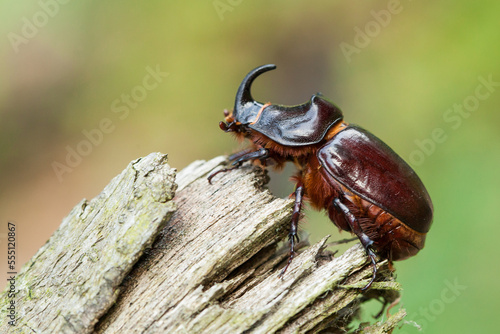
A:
1;1;499;332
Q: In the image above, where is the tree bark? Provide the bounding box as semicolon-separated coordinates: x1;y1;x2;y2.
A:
0;153;405;333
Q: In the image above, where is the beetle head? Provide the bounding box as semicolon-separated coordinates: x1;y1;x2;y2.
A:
219;64;344;147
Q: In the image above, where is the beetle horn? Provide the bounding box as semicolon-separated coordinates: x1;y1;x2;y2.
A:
233;64;276;123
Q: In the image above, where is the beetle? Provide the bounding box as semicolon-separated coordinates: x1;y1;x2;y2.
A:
208;64;433;290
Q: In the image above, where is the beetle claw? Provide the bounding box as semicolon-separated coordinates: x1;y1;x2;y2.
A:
361;247;378;291
207;166;238;184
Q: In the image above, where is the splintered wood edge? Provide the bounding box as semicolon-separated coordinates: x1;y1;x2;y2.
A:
0;153;177;334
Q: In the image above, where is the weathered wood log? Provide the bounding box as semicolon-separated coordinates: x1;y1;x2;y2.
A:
0;153;405;333
0;153;177;333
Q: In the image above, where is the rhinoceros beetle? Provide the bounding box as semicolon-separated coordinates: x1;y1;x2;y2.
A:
208;64;433;290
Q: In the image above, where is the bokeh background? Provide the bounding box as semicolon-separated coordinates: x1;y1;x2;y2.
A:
1;1;499;332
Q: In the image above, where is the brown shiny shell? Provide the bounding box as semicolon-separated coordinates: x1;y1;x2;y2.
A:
248;94;343;146
317;125;433;233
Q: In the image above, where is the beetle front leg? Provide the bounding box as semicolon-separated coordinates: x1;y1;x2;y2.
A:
333;198;378;291
227;148;254;162
278;183;304;278
208;148;269;184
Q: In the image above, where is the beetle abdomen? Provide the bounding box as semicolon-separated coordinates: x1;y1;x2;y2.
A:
317;125;433;234
305;164;427;261
353;195;426;260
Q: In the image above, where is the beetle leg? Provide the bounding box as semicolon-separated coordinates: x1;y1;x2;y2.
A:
228;148;254;162
208;148;269;184
278;183;304;278
333;198;377;291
